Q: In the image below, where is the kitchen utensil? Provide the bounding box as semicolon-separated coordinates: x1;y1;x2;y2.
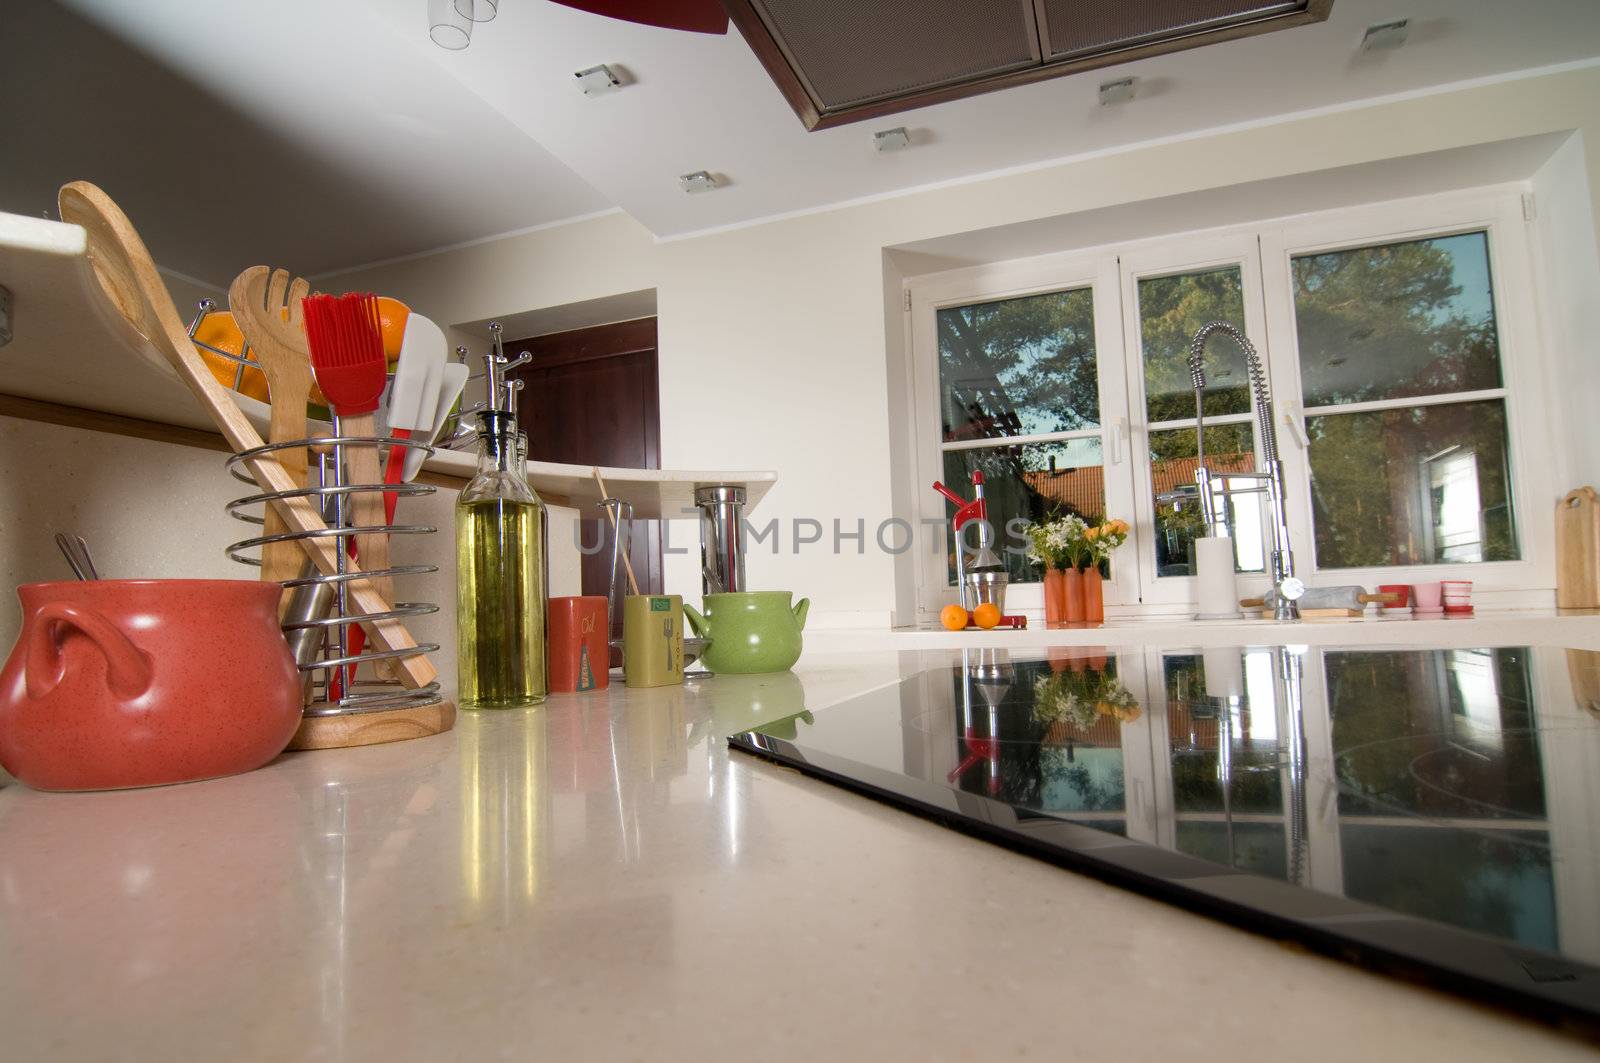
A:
53;532;99;581
1441;579;1473;614
1412;582;1444;613
225;428;452;745
548;595;609;692
622;594;684;687
303;293;390;600
593;467;640;595
1557;487;1600;608
401;361;471;482
55;181;437;691
1241;586;1400;613
1376;583;1412;614
229;266;314;594
279;444;340;701
364;314;447;687
381;312;448;519
0;579;302;790
965;569;1006;614
304;292;393;694
933;473;1025;627
683;591;809;674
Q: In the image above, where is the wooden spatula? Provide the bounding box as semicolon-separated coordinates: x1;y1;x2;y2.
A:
56;181;437;691
229;266;313;597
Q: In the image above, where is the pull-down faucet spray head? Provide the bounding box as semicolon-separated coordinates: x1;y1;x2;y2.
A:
1185;320;1301;621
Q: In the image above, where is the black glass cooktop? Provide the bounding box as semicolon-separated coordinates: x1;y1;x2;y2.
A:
730;645;1600;1027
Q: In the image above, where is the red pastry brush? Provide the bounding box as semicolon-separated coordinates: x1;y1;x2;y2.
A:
303;293;391;697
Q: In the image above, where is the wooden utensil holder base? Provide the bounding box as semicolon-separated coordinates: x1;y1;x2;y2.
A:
289;700;457;750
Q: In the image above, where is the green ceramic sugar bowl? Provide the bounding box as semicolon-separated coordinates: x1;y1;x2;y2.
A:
683;591;809;674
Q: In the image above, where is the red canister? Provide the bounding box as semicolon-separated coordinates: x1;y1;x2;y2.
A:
548;596;610;692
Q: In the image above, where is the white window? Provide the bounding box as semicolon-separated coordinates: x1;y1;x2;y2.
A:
907;188;1551;620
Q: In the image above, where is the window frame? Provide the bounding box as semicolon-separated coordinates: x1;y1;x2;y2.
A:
904;184;1555;621
1116;229;1277;607
1257;189;1552;593
907;250;1134;621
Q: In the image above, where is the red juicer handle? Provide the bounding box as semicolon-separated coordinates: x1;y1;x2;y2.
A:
931;481;967;508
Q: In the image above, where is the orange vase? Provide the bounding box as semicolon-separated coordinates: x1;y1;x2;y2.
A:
1043;568;1067;626
1062;568;1085;624
1082;567;1105;626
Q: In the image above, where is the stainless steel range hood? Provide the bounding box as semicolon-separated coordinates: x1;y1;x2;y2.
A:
723;0;1333;129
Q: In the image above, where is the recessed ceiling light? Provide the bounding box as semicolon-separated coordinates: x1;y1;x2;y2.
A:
1098;77;1136;106
679;171;719;194
873;127;911;152
574;64;622;97
1360;19;1409;52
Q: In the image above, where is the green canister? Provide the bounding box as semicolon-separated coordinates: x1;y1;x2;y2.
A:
622;595;683;687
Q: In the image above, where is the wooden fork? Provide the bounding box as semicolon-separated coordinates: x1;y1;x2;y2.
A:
229;266;313;599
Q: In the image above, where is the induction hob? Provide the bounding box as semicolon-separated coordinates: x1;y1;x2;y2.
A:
730;645;1600;1030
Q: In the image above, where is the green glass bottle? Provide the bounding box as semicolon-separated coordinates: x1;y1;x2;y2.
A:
456;407;547;708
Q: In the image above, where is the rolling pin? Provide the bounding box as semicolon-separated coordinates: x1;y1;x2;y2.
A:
1241;586;1401;610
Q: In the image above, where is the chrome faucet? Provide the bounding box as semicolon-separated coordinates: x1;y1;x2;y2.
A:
1187;322;1302;621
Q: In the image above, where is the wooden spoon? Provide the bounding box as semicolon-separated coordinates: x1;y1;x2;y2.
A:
56;181;437;691
229;266;313;598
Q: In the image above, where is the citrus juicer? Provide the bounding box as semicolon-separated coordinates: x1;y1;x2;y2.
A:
931;471;1026;629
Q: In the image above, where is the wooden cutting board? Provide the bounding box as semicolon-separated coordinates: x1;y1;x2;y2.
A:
1556;487;1600;609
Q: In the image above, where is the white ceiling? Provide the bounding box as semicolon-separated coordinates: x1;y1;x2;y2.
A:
10;0;1600;284
369;0;1600;239
3;0;608;284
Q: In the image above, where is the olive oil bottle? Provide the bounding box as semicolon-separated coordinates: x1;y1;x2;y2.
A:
456;378;547;707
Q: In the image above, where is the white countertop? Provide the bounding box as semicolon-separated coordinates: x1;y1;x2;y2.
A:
2;636;1597;1061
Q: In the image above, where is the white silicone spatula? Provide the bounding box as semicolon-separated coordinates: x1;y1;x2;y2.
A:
382;313;448;495
402;360;472;482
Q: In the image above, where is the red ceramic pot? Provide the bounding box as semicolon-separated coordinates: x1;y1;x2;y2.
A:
0;580;302;791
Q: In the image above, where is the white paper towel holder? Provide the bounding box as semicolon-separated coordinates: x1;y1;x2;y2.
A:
1194;535;1244;620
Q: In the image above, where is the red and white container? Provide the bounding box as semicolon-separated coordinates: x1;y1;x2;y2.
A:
548;595;609;693
1441;579;1474;614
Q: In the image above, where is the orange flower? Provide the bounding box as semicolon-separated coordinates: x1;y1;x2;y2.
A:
1084;526;1101;540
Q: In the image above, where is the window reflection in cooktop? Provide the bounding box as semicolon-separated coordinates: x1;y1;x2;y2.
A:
738;646;1600;971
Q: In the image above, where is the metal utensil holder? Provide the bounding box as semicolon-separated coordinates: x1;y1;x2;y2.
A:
224;436;443;716
190;300;446;718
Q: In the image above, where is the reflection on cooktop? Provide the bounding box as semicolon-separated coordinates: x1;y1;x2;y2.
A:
731;645;1600;1026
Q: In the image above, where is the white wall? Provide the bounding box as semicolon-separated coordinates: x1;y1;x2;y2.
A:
1531;132;1600;493
233;66;1600;627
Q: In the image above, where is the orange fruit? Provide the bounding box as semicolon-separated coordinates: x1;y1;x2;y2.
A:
972;603;1001;630
940;604;970;631
192;311;270;403
375;296;409;362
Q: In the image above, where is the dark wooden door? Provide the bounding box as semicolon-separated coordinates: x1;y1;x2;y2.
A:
509;318;662;630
